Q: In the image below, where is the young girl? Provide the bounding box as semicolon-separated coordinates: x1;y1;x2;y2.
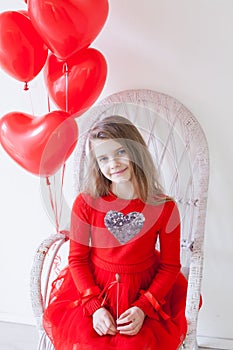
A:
43;115;188;350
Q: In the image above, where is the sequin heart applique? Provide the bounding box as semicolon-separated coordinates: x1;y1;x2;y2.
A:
104;210;145;244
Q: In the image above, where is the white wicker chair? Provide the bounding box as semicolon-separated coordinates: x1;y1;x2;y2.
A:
30;89;209;350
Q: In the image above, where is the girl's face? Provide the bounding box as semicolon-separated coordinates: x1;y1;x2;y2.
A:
92;138;132;184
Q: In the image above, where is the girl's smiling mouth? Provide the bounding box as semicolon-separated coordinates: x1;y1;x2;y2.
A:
111;167;128;176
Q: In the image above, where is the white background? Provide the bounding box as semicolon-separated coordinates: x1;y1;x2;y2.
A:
0;0;233;347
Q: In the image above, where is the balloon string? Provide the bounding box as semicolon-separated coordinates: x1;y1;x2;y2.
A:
99;273;121;321
53;255;62;276
63;62;69;113
53;175;59;230
45;164;66;233
47;94;51;113
46;176;59;233
23;82;35;116
58;163;66;226
116;273;120;320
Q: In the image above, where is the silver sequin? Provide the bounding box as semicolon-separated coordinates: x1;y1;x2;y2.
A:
104;210;145;244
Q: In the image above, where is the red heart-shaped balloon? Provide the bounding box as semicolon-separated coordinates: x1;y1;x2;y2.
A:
0;111;78;176
0;11;48;82
44;48;107;115
28;0;109;59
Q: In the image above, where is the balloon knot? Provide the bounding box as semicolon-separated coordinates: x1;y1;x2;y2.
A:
115;273;121;283
24;82;29;91
46;176;51;186
63;62;70;75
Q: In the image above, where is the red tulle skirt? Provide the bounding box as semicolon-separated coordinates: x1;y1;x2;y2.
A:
43;259;187;350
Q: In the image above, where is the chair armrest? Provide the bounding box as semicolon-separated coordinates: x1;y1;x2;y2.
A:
30;232;68;330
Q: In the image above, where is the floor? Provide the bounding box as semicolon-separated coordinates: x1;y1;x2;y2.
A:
0;321;38;350
0;321;228;350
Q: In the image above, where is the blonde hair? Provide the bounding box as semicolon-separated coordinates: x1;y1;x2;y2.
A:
83;115;168;205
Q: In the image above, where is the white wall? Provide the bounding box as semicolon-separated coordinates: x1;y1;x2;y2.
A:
1;0;233;347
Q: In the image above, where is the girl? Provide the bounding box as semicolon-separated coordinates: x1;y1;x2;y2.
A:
43;115;188;350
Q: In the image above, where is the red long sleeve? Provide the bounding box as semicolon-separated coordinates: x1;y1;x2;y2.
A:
68;193;181;317
133;201;181;316
68;194;103;315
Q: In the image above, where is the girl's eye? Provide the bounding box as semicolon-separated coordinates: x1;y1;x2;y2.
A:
99;156;108;163
117;149;126;156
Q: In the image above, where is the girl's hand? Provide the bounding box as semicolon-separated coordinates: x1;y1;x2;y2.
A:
92;307;117;336
116;306;145;335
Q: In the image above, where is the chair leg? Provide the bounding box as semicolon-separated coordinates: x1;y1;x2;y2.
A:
180;338;199;350
37;331;55;350
193;338;199;349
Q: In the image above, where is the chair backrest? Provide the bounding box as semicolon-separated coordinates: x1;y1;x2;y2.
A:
31;89;209;350
73;89;209;347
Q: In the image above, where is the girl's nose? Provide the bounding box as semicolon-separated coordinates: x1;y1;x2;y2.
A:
109;157;119;168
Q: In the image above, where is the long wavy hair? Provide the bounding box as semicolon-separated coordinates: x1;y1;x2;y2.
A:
82;115;168;204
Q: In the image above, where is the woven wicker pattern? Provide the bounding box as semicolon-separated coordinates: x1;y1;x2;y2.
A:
30;89;209;350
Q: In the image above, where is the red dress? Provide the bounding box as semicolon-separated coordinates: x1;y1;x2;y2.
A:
43;192;187;350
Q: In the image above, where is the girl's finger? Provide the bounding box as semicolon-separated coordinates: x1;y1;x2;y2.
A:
118;324;141;335
104;322;117;335
94;326;104;336
104;316;117;335
117;322;134;332
117;311;133;325
117;309;131;320
117;317;132;325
